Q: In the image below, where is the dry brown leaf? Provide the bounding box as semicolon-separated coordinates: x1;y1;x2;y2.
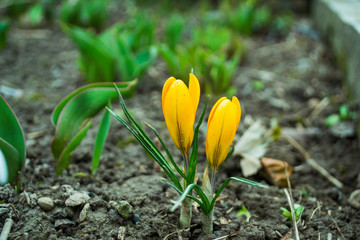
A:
261;157;293;188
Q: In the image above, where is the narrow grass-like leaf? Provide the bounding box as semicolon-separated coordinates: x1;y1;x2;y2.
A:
145;122;187;180
210;177;268;209
108;86;183;190
51;81;136;175
0;95;25;187
171;183;211;214
113;85;175;175
107;106;183;191
91;103;111;175
188;98;209;183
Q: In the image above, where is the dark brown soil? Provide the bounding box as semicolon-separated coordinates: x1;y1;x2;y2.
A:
1;8;359;240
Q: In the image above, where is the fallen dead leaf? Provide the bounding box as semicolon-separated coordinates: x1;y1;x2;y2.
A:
261;157;293;188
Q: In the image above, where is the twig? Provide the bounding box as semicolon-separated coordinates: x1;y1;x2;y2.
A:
284;161;300;240
214;231;239;240
309;201;322;221
283;135;344;189
163;223;196;240
331;218;345;240
308;97;330;123
284;189;300;240
0;218;14;240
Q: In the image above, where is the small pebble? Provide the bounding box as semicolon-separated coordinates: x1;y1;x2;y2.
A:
79;203;90;222
132;214;140;223
65;192;90;207
54;219;75;229
38;197;54;211
117;201;133;219
62;185;74;197
348;189;360;209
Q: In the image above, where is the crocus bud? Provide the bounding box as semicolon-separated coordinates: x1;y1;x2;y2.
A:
206;96;241;169
162;73;200;155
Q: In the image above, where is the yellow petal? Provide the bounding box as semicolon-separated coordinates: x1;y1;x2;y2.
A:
163;80;195;154
188;73;200;115
162;77;176;109
206;97;240;169
232;96;241;127
206;97;226;138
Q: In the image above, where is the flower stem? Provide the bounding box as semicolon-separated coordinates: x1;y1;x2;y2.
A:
211;168;217;193
179;153;192;228
201;209;214;235
180;197;192;228
182;152;190;175
201;168;216;234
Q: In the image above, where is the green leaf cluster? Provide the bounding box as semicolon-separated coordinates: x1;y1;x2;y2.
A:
61;22;157;85
325;104;356;127
60;0;108;32
160;23;245;97
0;95;25;191
280;204;304;222
222;0;271;36
2;0;56;27
51;80;137;175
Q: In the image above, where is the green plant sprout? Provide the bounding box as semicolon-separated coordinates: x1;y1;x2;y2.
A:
0;95;26;192
220;0;292;37
122;11;156;53
107;74;267;234
0;20;10;50
237;204;251;222
325;104;356;127
24;3;44;27
60;0;108;32
61;23;157;84
51;80;137;175
163;13;186;51
222;0;269;36
252;80;264;91
281;203;304;222
160;26;245;97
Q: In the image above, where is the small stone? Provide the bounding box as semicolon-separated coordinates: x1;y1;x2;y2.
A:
132;214;140;223
219;217;229;225
62;185;74;197
330;121;355;138
117;201;133;219
38;197;54;211
52;209;67;219
79;203;90;222
108;200;118;209
29;193;38;208
118;226;126;240
54;219;76;229
348;189;360;209
108;209;122;223
65;192;90;207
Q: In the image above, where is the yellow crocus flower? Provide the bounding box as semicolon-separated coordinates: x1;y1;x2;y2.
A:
206;96;241;170
162;73;200;156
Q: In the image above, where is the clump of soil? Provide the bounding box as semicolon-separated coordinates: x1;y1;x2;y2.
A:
1;9;359;240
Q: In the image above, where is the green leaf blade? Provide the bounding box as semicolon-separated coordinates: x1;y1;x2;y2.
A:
51;81;136;175
91;105;111;175
0;95;25;187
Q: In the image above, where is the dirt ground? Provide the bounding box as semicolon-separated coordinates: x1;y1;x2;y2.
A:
1;7;360;240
